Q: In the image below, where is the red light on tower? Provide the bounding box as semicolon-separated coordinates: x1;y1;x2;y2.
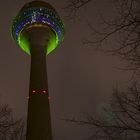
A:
32;90;36;94
42;90;47;94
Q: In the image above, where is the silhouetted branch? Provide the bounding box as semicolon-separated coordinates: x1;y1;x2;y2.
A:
0;105;25;140
65;0;140;74
86;0;140;73
62;82;140;139
64;0;92;19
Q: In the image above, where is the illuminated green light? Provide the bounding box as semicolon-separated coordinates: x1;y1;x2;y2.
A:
18;36;58;55
18;33;30;55
47;29;58;55
18;25;59;55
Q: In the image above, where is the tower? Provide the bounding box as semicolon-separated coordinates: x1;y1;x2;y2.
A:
11;1;64;140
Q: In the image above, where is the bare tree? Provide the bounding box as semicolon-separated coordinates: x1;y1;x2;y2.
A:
64;0;92;19
65;0;140;74
62;82;140;140
63;1;140;139
0;105;25;140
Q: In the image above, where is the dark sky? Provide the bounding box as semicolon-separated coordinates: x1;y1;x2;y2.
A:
0;0;133;139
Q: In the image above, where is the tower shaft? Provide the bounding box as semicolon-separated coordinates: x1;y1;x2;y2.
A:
11;1;65;139
26;44;52;140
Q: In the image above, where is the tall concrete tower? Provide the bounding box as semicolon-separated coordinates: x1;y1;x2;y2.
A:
11;1;64;140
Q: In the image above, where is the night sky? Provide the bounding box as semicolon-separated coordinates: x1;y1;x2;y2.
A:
0;0;133;139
